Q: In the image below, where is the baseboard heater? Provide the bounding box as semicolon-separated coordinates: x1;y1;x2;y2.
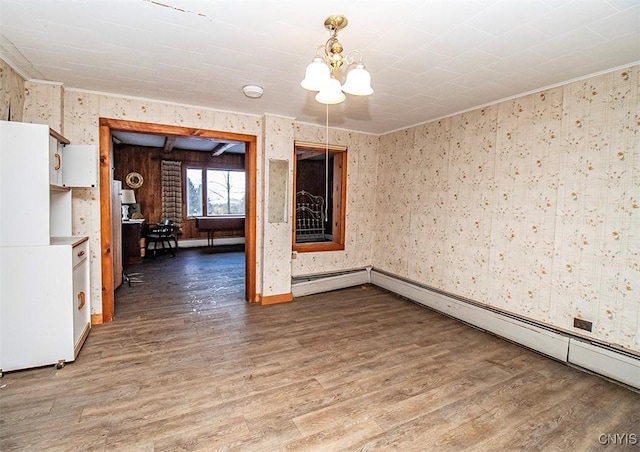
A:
291;268;370;298
369;269;640;390
568;340;640;390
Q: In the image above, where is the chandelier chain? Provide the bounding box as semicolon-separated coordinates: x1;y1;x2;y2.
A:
325;103;329;222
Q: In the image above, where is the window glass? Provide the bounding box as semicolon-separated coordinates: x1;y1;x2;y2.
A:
206;170;245;215
187;168;245;217
186;168;203;217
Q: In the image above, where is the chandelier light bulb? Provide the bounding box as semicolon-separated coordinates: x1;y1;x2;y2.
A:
315;78;346;104
342;63;373;96
301;57;331;91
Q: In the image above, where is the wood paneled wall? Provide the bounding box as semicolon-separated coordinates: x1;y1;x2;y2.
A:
114;145;245;240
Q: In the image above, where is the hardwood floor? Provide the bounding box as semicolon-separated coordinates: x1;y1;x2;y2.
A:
1;248;639;451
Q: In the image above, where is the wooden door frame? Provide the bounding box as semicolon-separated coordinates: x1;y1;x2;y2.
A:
99;118;258;323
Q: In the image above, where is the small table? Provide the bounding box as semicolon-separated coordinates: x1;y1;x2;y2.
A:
195;216;244;246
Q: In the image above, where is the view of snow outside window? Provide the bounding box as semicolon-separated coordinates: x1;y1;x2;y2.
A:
187;168;245;216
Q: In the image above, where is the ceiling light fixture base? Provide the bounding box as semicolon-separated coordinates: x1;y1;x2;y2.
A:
324;15;348;32
242;85;264;98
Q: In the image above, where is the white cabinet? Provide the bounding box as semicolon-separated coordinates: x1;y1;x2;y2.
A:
0;238;91;373
0;121;96;247
0;120;93;374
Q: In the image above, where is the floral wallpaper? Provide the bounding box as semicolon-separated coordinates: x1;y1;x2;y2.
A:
23;81;63;132
374;65;640;353
292;123;378;277
261;115;294;297
0;59;24;122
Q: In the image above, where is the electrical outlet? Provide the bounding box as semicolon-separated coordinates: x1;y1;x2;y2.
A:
573;318;593;332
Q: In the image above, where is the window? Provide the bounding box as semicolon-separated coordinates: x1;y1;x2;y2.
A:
186;168;245;216
293;141;347;252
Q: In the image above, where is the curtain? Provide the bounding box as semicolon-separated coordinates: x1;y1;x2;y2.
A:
161;160;182;229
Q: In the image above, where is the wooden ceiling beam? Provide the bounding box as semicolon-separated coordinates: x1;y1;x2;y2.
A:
211;142;235;157
297;150;322;160
163;136;177;152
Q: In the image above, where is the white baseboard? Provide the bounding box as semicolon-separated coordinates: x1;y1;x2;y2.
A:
369;269;640;390
291;269;369;298
568;339;640;389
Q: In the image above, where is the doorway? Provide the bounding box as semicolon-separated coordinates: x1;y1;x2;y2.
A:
99;118;257;323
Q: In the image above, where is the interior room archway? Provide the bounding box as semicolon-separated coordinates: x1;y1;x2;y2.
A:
99;118;257;323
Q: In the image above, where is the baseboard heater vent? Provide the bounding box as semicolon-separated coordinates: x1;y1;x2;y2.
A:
568;340;640;389
370;269;640;390
292;268;369;298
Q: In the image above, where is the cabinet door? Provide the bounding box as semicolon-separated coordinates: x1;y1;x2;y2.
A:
62;145;97;188
72;257;90;353
49;136;64;186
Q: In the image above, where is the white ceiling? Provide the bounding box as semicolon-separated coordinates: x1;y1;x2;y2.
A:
1;0;638;135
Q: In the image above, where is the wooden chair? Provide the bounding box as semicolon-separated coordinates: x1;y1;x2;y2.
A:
145;219;177;258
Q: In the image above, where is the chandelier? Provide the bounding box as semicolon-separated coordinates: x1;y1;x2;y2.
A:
301;15;373;105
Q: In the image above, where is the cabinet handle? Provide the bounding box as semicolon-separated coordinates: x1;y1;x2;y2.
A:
77;291;85;310
77;250;85;258
54;153;61;170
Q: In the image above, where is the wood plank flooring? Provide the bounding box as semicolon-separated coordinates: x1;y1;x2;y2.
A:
1;248;639;451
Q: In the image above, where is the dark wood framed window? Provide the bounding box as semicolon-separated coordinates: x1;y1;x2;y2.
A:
293;141;347;252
